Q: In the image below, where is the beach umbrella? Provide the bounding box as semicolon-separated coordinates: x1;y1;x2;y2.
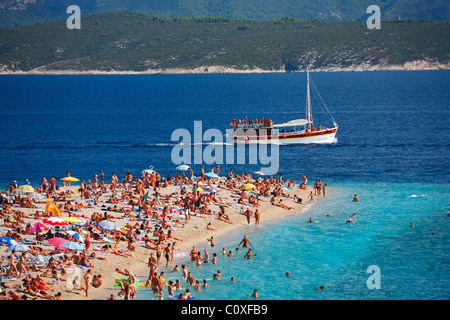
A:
63;217;82;223
59;241;84;251
0;237;17;247
66;231;84;242
253;171;265;176
60;177;79;182
242;184;256;190
204;172;219;178
141;169;156;175
17;185;34;192
98;220;116;232
176;165;190;171
30;222;49;233
6;243;30;252
43;217;69;226
72;217;87;227
193;187;204;193
48;237;68;248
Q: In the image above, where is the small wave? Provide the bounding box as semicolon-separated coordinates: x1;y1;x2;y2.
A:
301;203;315;213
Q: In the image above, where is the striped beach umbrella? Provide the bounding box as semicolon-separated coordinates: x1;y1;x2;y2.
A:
59;241;84;251
72;217;87;227
6;243;30;252
43;217;69;226
98;220;116;232
204;172;219;178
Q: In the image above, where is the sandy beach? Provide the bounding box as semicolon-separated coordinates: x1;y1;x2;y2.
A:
0;172;320;300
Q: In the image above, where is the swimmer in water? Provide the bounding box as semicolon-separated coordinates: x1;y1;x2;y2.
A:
244;248;252;260
410;222;414;227
285;272;290;277
247;289;258;298
316;286;325;290
346;219;355;224
353;194;359;202
307;217;317;223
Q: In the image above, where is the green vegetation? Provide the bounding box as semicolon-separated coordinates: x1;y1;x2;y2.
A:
0;12;448;72
0;0;448;28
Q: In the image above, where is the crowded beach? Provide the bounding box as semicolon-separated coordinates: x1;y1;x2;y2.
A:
0;166;326;300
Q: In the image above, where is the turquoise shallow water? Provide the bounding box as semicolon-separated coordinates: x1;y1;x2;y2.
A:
137;182;450;300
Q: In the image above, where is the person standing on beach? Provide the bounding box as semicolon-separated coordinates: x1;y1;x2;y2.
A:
254;209;260;227
148;252;157;277
308;191;315;203
322;183;327;198
164;243;171;268
238;235;253;248
49;176;56;192
66;171;71;186
111;173;118;190
171;242;178;264
207;236;215;247
244;209;252;225
100;170;105;185
203;249;210;263
83;269;92;297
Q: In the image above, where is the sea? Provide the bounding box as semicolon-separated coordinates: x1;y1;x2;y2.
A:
0;71;449;299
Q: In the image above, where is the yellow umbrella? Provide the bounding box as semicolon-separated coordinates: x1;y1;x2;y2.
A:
61;177;80;182
193;187;204;193
63;217;82;223
17;185;34;192
242;184;256;190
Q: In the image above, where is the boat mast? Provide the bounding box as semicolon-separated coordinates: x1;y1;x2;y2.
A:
306;68;313;130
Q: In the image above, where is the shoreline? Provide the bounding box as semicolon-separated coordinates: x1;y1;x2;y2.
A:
86;183;316;301
0;60;449;75
0;177;319;300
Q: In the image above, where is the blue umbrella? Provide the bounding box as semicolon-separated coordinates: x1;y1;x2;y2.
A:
66;231;84;242
0;236;17;247
6;243;30;252
204;172;219;178
59;241;84;251
98;220;116;232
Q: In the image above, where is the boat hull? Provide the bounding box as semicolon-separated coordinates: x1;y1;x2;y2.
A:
232;127;338;145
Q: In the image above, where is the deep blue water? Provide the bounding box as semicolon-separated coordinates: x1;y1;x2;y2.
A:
0;71;449;299
1;71;449;186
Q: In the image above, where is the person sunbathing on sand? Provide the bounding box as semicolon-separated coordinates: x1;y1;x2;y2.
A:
277;199;294;210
